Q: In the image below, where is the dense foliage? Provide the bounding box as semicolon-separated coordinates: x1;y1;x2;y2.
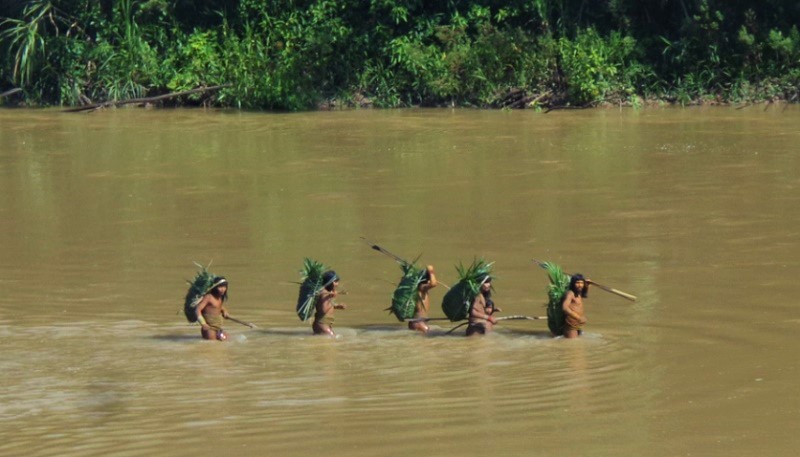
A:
1;0;799;109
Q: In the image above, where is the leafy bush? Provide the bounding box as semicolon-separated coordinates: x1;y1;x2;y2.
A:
2;0;800;108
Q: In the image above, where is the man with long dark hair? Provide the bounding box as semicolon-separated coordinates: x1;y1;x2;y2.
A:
466;275;497;336
562;274;589;338
195;277;230;341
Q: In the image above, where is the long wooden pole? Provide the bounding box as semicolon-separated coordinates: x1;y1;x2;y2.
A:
445;315;547;334
497;315;548;321
532;259;637;301
406;317;452;323
361;237;409;265
584;280;637;302
445;321;469;335
362;237;451;289
225;315;257;328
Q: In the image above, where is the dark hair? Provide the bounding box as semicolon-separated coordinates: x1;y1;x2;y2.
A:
322;270;338;291
569;274;588;298
418;269;431;285
212;276;229;301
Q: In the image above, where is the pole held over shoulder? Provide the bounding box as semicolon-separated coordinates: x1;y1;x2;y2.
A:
532;259;637;302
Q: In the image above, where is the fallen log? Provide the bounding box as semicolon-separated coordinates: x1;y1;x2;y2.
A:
63;84;231;113
0;88;22;98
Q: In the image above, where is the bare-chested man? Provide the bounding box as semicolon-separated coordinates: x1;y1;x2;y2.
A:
466;275;496;336
313;270;347;336
195;277;230;341
561;274;589;338
408;265;438;333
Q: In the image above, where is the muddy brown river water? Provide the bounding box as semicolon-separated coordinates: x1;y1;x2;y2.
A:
0;106;798;456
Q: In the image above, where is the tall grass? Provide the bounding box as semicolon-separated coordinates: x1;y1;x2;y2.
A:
1;1;60;87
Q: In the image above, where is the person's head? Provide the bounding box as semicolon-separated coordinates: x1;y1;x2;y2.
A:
569;274;588;298
478;274;492;295
211;276;229;301
418;269;432;286
322;270;339;291
486;298;495;313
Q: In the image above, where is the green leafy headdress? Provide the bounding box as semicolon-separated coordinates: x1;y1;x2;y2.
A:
441;259;494;321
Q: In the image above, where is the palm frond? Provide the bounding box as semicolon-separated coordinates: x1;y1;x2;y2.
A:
295;258;327;321
182;262;219;323
441;258;494;321
389;262;426;321
542;261;570;336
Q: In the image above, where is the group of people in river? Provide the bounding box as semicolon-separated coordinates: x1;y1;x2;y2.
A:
186;262;590;342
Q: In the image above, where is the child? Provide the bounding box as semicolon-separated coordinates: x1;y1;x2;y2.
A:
312;271;347;336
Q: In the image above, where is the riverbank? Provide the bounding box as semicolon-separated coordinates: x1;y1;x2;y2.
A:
2;1;799;111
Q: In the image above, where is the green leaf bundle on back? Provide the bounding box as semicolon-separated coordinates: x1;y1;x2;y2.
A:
389;262;427;321
543;261;571;336
183;263;219;323
296;258;327;322
441;259;493;321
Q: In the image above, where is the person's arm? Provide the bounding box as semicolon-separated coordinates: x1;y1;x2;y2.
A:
318;289;336;299
470;296;496;324
195;295;210;329
427;265;438;288
316;290;346;312
487;299;501;314
324;290;346;310
418;266;438;293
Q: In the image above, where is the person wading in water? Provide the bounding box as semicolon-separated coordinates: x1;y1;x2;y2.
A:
561;274;588;338
466;275;497;336
408;265;438;333
195;277;230;341
313;270;347;336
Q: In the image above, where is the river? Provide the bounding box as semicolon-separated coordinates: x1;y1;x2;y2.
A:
0;106;798;456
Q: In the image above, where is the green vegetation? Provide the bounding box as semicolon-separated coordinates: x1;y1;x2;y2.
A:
296;258;327;322
389;261;426;322
441;259;493;322
183;262;221;323
542;261;570;336
2;0;799;109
